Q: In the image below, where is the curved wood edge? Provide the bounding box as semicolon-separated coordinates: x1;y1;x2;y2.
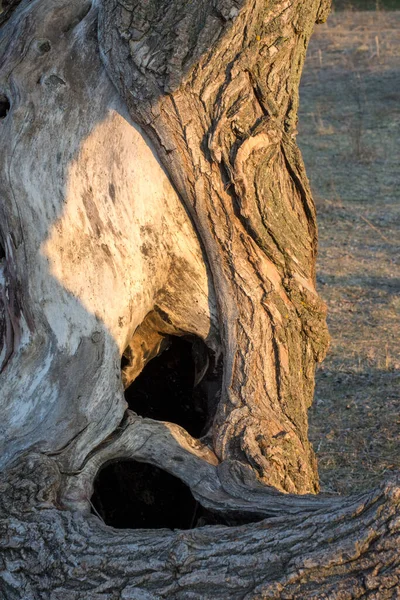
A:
0;451;399;598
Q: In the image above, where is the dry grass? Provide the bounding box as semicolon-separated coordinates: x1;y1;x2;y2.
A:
333;0;400;10
299;11;400;494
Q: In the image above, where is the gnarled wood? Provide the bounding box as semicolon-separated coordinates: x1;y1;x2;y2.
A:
0;0;218;472
100;0;331;494
1;0;399;598
0;454;399;599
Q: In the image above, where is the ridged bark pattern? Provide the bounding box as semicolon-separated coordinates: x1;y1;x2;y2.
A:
100;0;331;493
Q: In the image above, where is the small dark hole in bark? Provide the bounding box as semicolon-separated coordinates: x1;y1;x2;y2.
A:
91;460;219;529
0;94;10;119
0;242;5;260
36;39;51;54
44;74;66;88
124;337;220;438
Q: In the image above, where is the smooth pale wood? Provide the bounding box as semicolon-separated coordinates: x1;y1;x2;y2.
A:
0;0;218;472
1;1;399;598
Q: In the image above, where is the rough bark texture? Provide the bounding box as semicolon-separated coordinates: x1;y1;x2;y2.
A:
1;0;399;598
100;0;332;494
1;453;400;599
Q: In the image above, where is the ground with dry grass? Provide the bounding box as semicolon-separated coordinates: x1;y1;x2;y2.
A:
299;10;400;495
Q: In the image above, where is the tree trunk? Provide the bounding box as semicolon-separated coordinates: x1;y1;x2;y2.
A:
0;0;399;598
100;0;332;494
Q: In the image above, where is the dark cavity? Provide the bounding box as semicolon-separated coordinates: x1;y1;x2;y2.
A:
90;460;221;530
123;336;221;439
0;94;10;119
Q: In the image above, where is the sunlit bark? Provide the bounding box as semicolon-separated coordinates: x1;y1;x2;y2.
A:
1;0;399;598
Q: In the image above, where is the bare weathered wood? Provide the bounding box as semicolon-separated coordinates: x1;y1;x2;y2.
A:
1;0;399;598
100;0;332;494
0;0;218;473
1;454;399;599
0;0;22;26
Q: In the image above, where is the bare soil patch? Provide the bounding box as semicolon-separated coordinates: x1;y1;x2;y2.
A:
299;11;400;494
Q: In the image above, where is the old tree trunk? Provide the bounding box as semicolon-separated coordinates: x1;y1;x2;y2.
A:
0;0;399;597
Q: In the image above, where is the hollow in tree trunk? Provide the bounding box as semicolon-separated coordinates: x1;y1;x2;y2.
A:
0;0;399;598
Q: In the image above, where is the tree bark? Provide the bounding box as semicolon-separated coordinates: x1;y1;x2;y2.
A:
1;453;400;599
0;0;399;598
100;0;331;494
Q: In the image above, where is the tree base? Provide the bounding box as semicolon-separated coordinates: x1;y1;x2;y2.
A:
0;453;399;599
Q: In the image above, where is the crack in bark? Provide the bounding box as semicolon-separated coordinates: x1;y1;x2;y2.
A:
1;453;399;598
2;0;399;595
